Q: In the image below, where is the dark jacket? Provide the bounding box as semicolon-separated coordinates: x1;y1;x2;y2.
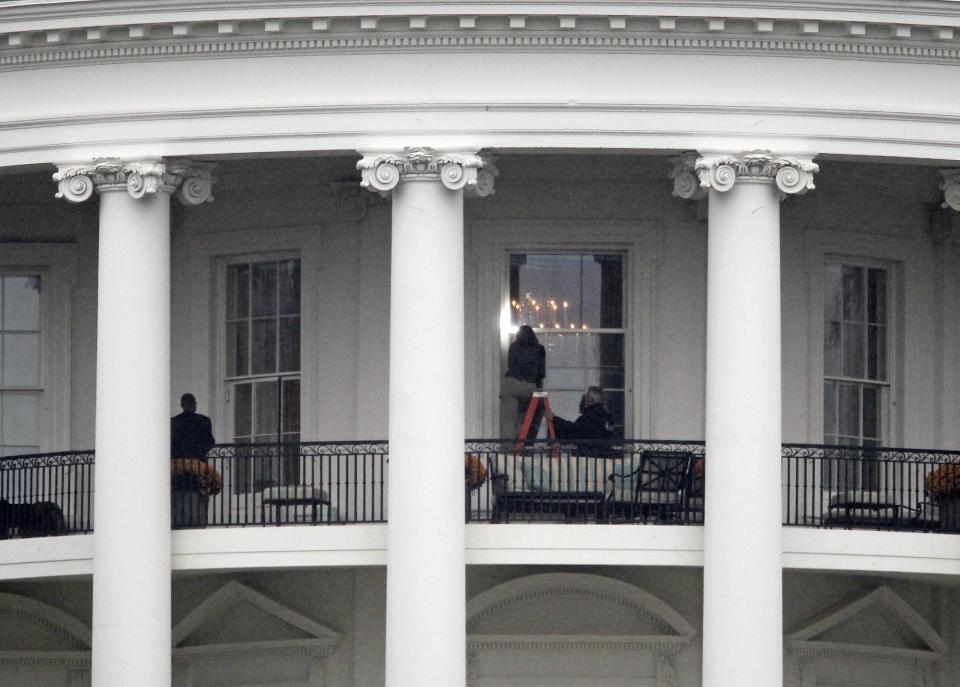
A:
506;341;546;387
552;404;615;446
171;411;215;459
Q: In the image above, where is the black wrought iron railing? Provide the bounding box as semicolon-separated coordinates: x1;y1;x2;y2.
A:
192;441;389;529
464;439;706;524
0;450;95;537
782;444;960;532
3;441;960;538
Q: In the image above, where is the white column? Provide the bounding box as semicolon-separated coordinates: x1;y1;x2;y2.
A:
358;148;494;687
676;152;817;687
54;160;214;687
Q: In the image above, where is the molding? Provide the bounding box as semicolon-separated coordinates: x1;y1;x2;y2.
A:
0;650;90;669
695;150;819;196
786;585;947;661
466;572;696;641
328;180;387;223
172;579;344;651
467;634;687;653
0;592;91;649
5;5;960;69
939;169;960;212
357;146;497;196
53;157;215;204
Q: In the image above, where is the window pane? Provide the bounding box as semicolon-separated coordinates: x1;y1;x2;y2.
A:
1;445;39;457
226;264;249;319
824;320;842;377
253;380;279;438
2;276;40;331
279;317;300;373
824;264;842;322
862;386;880;440
226;322;248;377
842;322;865;379
278;260;301;316
233;383;252;438
842;266;864;322
838;383;860;437
867;325;886;381
548;368;587;389
823;381;837;436
867;268;886;324
251;319;277;375
2;333;40;386
282;378;300;434
543;332;583;368
2;392;39;447
510;254;623;330
595;255;623;328
596;333;624;367
251;262;278;317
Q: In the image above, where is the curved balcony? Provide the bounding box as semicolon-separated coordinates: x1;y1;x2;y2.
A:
1;441;959;538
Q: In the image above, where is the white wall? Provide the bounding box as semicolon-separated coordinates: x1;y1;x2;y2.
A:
0;155;957;448
4;566;956;687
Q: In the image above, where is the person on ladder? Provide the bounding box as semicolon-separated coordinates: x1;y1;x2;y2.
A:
500;325;546;440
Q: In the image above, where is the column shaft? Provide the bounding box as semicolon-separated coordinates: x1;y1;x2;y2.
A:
703;180;783;687
385;178;466;687
91;189;172;687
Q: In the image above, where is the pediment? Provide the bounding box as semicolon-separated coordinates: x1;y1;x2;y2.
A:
786;586;946;661
466;573;694;650
0;592;90;666
173;581;342;658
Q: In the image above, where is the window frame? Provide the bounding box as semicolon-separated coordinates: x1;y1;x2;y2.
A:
817;253;902;446
503;248;631;437
0;244;75;455
216;250;303;443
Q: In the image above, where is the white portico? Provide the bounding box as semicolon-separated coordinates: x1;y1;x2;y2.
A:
1;2;960;687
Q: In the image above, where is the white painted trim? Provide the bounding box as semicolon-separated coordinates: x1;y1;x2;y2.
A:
803;227;934;447
0;242;76;453
172;579;344;648
466;572;696;640
180;225;322;443
470;220;661;438
3;525;960;580
5;2;960;70
0;591;91;648
786;585;947;660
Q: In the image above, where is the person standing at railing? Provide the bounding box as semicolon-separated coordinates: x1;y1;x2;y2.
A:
170;393;215;462
500;325;547;440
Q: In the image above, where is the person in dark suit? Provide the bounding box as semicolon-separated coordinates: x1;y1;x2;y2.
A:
171;393;215;460
544;386;615;454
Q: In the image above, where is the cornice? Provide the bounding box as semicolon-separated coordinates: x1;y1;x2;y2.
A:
3;4;960;70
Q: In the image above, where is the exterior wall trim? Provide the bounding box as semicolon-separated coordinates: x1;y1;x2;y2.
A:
4;20;960;70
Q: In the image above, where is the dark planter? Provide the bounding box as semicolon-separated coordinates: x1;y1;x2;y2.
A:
938;497;960;532
172;490;208;528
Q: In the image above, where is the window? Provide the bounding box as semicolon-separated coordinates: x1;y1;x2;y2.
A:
0;275;42;456
226;258;301;491
823;263;889;487
509;254;626;437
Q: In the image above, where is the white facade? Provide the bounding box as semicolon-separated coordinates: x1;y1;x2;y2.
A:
1;1;960;686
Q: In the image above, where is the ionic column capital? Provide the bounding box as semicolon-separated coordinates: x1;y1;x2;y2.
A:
357;147;497;197
673;150;818;199
939;169;960;212
53;158;215;205
669;153;707;200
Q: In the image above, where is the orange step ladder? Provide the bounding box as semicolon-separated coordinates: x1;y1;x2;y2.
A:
514;391;560;457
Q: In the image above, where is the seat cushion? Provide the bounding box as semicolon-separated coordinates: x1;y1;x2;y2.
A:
829;490;895;507
260;486;330;503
